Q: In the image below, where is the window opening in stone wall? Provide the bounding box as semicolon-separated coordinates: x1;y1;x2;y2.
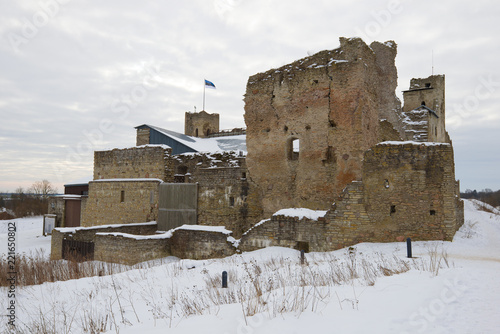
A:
120;190;125;203
421;101;426;106
229;196;235;207
430;210;436;216
207;129;211;136
177;165;188;174
425;83;431;88
288;138;300;160
241;172;247;179
390;205;396;215
384;179;390;188
195;128;199;137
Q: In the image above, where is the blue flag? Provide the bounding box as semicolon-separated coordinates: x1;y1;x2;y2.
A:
205;79;216;89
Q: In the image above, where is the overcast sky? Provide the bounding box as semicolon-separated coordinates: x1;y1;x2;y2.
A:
1;0;499;193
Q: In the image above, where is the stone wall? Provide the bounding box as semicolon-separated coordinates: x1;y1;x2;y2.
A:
48;196;65;227
239;214;332;253
402;75;447;143
185;110;220;137
169;228;236;260
136;127;150;146
241;143;464;253
50;222;158;260
244;37;400;217
94;234;170;265
168;151;263;237
81;179;161;227
93;145;172;180
361;142;463;241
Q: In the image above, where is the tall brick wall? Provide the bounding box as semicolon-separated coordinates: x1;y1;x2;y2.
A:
244;37;400;217
93;146;172;180
81;179;161;227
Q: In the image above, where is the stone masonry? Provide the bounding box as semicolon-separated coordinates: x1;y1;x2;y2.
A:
244;37;401;217
185;110;220;137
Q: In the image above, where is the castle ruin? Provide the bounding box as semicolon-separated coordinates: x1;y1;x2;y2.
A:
50;37;464;263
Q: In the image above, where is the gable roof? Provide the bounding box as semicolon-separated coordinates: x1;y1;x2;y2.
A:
135;124;247;155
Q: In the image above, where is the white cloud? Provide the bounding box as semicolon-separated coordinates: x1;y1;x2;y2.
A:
0;0;499;191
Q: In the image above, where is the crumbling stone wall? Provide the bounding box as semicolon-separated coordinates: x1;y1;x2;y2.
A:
402;75;447;143
325;142;463;245
81;179;161;227
168;151;262;237
169;228;236;259
239;214;332;253
94;234;170;265
50;222;158;260
361;142;463;241
244;37;401;216
93;145;172;180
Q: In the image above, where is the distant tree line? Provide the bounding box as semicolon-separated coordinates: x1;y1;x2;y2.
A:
0;180;57;219
461;188;500;208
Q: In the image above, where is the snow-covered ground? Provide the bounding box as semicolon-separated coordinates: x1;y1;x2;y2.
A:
1;200;500;333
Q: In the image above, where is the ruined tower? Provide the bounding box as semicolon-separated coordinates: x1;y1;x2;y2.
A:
185;110;220;138
402;75;448;142
244;37;401;216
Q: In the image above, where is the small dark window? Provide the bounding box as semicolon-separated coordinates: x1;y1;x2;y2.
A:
430;210;436;216
241;172;247;179
120;190;125;203
195;128;199;137
390;205;396;215
177;165;188;174
229;197;235;207
425;83;431;88
421;101;426;106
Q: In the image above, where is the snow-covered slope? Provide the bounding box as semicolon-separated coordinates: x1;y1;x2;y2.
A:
1;200;499;333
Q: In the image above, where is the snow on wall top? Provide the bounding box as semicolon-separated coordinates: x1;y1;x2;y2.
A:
377;141;450;147
273;208;328;220
91;178;164;183
173;224;233;235
54;221;157;234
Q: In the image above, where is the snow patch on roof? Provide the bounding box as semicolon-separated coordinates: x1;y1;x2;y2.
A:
147;125;247;154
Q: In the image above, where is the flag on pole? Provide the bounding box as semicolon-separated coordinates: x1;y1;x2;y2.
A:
204;79;216;89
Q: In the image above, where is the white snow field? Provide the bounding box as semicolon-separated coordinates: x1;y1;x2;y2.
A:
1;199;499;333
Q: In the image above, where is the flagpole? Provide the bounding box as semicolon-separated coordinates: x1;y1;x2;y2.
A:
203;81;206;111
